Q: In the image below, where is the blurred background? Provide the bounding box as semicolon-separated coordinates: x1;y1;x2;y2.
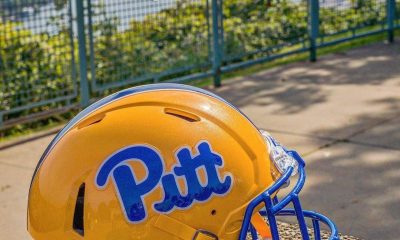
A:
0;0;399;239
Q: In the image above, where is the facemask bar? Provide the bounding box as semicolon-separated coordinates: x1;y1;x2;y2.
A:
239;150;339;240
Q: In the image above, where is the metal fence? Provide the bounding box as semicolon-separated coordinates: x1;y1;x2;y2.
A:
0;0;78;128
0;0;399;130
397;0;400;27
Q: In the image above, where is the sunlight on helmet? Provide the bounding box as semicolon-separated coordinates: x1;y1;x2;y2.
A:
260;130;299;177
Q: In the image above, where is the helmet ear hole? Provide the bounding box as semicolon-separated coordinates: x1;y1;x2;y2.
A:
73;183;85;236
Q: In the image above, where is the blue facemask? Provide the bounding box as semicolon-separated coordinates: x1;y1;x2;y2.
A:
239;134;339;240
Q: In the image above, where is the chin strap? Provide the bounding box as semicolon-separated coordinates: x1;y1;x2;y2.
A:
251;212;272;240
154;214;218;240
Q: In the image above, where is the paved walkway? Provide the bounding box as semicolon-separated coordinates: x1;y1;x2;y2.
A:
1;41;399;239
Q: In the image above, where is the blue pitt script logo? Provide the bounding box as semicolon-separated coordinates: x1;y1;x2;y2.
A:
95;141;233;223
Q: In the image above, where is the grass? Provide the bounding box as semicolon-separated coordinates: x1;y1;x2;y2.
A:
1;29;398;143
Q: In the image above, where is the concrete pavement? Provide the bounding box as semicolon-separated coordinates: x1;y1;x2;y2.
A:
1;41;399;239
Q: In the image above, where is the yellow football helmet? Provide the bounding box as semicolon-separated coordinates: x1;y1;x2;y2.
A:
28;83;339;240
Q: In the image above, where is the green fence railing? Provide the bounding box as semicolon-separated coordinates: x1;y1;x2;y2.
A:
396;0;400;28
220;0;310;71
0;0;399;130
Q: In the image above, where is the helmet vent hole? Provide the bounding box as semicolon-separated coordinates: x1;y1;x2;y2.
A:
164;108;200;122
73;183;85;236
77;113;106;129
211;209;217;216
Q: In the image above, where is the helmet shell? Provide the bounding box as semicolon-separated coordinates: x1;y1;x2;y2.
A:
28;84;274;240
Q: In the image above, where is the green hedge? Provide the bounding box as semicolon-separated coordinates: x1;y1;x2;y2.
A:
0;21;75;114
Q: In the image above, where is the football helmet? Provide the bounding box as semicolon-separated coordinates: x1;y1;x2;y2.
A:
28;83;339;240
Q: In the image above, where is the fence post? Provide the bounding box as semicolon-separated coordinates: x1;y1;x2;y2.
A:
211;0;222;87
309;0;319;62
387;0;395;43
76;0;90;107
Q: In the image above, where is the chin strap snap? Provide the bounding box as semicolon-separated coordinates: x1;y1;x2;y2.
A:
251;212;272;240
154;214;218;240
